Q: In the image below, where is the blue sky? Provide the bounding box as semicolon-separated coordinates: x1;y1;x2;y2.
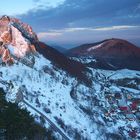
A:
1;0;140;48
0;0;65;15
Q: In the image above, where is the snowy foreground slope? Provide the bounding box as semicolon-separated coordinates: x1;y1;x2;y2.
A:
0;53;140;140
0;54;97;139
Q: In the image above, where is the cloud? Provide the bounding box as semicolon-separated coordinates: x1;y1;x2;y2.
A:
38;26;140;48
37;25;140;45
38;32;62;39
92;25;140;31
19;0;140;32
49;28;90;33
47;26;140;33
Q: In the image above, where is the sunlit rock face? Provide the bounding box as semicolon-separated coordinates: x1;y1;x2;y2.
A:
0;15;38;65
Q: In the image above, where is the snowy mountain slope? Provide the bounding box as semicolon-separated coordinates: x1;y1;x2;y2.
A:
0;54;100;140
0;16;140;140
70;56;117;70
0;56;140;139
67;38;140;70
67;38;140;57
0;15;91;85
35;42;91;85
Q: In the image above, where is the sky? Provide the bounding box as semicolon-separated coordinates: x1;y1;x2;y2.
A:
0;0;140;48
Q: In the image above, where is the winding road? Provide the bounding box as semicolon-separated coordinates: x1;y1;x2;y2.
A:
0;79;70;140
23;100;71;140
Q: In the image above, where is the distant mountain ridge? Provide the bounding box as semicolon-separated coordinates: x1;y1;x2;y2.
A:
67;38;140;70
51;45;67;53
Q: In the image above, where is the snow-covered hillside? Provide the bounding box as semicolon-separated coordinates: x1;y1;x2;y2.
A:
0;53;99;140
0;53;140;139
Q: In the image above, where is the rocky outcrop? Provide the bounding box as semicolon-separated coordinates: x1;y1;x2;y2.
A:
1;30;12;44
0;46;14;65
0;15;38;65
